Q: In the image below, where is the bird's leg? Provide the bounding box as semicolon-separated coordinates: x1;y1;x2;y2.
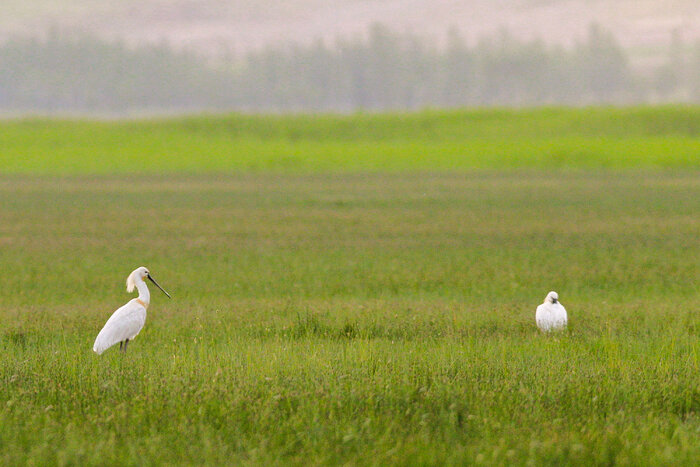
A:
119;341;123;352
124;339;129;353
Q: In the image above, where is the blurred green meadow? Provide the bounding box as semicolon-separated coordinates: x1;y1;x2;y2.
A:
1;107;699;173
0;108;699;465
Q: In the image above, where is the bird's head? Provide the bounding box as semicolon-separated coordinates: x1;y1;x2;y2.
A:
545;291;559;304
126;266;171;298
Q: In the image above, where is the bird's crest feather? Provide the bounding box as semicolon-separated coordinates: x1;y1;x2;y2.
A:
126;269;138;293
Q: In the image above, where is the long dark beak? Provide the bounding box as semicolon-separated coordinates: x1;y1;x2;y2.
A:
147;274;171;298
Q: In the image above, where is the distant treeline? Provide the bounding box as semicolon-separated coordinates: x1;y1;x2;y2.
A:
1;24;699;112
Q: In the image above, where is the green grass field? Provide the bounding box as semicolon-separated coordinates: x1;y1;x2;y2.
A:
1;108;699;465
1;107;699;173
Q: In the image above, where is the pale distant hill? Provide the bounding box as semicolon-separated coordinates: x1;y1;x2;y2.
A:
4;0;700;61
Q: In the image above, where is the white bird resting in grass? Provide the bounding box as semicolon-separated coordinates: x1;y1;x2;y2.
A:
535;291;567;332
93;266;170;355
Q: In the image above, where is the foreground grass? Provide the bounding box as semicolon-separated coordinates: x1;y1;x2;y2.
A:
0;172;698;465
1;106;699;174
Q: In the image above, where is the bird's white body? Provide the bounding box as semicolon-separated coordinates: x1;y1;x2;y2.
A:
93;298;148;355
535;291;567;332
93;267;169;355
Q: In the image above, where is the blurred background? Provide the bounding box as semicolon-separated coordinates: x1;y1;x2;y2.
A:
2;0;699;114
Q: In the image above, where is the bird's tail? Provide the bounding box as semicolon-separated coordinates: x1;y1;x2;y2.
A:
93;342;105;355
93;331;110;355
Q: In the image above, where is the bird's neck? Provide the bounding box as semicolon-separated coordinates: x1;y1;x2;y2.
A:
135;280;150;304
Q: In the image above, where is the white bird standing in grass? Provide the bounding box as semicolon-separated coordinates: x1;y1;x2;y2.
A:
535;291;567;332
93;267;170;355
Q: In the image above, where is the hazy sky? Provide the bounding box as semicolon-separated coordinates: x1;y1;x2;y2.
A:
4;0;700;61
